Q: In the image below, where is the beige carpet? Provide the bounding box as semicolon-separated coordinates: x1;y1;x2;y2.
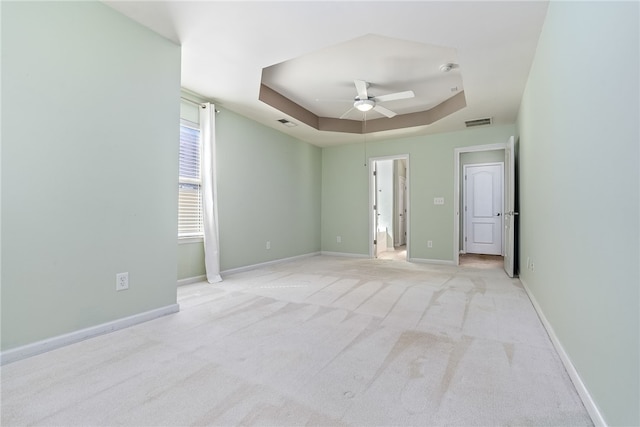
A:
1;255;591;426
377;245;407;261
459;253;504;269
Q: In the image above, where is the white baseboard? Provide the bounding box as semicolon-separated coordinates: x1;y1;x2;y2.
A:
177;275;206;287
408;257;455;266
0;304;180;366
320;251;369;259
520;278;606;427
221;252;321;276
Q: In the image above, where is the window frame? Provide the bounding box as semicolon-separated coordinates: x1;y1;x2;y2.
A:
178;118;204;241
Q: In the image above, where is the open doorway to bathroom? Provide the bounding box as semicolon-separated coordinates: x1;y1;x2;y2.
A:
369;155;409;261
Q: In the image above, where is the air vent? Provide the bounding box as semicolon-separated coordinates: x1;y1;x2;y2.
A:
277;118;297;128
465;117;492;127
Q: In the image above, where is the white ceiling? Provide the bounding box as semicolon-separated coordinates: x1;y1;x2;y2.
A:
104;1;549;147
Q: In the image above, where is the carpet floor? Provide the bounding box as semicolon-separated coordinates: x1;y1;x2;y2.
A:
1;255;592;426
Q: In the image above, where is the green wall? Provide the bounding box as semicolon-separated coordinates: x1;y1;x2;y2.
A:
1;2;181;350
321;125;516;260
517;2;639;425
177;241;205;281
216;109;322;271
176;97;323;279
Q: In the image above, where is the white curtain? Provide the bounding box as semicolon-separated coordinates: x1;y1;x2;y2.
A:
200;103;222;283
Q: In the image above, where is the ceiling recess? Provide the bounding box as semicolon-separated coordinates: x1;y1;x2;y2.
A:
259;34;466;135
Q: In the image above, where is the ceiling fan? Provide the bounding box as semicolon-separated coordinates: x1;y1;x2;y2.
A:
340;80;415;119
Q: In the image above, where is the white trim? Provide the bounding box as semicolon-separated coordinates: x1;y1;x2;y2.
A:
520;278;606;427
0;304;180;366
454;142;508;266
177;275;207;286
456;142;506;153
320;251;370;259
408;257;455;266
221;252;320;276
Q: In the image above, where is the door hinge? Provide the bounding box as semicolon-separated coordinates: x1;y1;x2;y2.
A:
465;175;467;180
373;204;377;210
373;171;377;176
373;239;377;245
465;237;467;242
465;205;467;212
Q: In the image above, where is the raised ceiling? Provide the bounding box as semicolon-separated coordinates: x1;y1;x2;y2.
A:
259;34;467;134
104;1;549;147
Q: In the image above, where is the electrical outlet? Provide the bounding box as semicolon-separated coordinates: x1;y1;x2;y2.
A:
526;257;535;272
266;241;271;250
336;236;342;243
116;272;129;291
434;197;445;205
427;240;433;248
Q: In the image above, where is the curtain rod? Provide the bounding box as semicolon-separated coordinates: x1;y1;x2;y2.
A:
180;97;204;107
180;96;220;113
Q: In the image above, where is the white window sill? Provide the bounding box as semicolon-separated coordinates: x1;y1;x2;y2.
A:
178;236;204;245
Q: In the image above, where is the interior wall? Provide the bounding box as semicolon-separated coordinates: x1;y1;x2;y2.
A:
321;124;516;261
1;2;181;350
216;109;322;271
177;91;323;278
517;2;639;425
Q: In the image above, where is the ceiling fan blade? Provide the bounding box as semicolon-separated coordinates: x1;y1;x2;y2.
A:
339;107;356;119
373;105;397;118
315;98;353;103
375;90;415;103
354;80;369;100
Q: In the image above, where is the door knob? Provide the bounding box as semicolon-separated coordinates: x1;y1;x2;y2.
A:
496;213;501;216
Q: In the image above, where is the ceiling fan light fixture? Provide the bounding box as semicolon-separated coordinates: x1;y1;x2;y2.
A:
354;99;375;112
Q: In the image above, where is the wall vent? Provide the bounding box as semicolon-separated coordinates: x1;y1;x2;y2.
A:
277;118;297;127
465;117;492;127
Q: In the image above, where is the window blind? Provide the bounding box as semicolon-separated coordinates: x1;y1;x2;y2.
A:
178;123;203;237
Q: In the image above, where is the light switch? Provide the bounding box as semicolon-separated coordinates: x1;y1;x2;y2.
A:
434;197;445;205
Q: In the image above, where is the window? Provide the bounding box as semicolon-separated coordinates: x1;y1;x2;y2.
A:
178;120;203;238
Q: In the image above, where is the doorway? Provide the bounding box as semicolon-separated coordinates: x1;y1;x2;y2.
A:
463;162;504;255
369;155;409;260
454;138;516;277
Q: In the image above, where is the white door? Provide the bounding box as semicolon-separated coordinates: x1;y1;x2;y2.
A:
464;163;503;255
398;176;406;246
504;137;517;277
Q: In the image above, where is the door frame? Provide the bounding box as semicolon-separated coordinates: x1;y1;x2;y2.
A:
369;154;410;259
453;142;508;266
462;162;504;255
396;175;407;246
